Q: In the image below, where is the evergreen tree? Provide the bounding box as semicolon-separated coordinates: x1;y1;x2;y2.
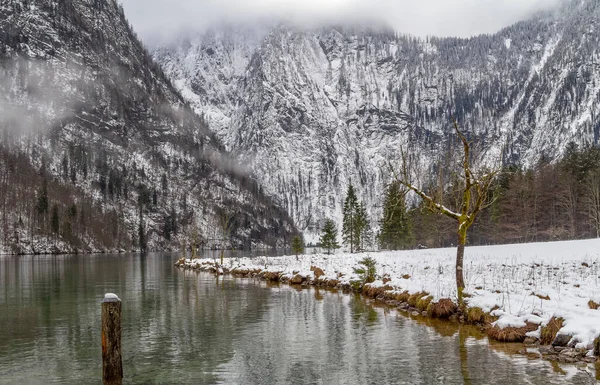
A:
291;235;304;258
342;184;359;253
355;202;372;251
36;178;49;216
320;219;340;254
379;181;414;250
50;204;60;234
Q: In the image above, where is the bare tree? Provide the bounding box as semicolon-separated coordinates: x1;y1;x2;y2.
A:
583;170;600;238
558;173;579;239
392;118;497;305
218;209;236;265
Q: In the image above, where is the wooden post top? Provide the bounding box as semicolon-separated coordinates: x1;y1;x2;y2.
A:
102;293;121;303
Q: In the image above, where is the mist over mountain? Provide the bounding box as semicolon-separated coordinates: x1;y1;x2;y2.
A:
120;0;561;46
0;0;295;254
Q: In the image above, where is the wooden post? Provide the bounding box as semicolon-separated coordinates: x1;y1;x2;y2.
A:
102;293;123;385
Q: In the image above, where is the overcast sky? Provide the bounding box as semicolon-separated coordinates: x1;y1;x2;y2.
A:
120;0;560;45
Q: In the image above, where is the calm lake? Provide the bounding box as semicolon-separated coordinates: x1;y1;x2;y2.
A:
0;252;597;384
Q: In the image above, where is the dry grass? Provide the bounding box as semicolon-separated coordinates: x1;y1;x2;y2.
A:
486;322;538;342
395;291;410;302
427;298;458;319
408;292;428;307
362;285;394;298
533;293;551;301
540;317;564;345
310;266;325;279
401;274;411;280
416;296;433;311
263;272;280;282
589;300;600;310
466;307;487;324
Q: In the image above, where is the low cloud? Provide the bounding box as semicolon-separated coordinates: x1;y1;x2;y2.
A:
119;0;561;45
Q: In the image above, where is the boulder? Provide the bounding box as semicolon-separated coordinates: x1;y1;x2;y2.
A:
291;274;304;284
552;333;572;347
523;337;538;345
558;348;586;363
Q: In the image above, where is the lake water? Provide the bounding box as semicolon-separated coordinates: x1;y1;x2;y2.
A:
0;253;597;384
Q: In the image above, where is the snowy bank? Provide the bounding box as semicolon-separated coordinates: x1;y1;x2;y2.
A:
179;238;600;358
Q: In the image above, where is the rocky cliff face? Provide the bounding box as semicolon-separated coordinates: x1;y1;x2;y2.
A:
154;1;600;241
0;0;294;254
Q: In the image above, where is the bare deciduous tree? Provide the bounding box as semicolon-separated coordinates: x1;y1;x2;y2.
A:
218;208;235;265
392;118;498;305
583;170;600;238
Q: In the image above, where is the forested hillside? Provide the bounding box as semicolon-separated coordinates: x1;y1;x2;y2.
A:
0;0;295;254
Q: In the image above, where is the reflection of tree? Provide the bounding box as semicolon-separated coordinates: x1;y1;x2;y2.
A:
314;287;324;301
459;326;472;385
350;294;378;325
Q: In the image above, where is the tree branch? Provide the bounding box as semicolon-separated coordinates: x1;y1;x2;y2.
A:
389;161;461;220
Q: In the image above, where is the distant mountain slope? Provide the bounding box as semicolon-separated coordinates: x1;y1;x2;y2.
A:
154;1;600;240
0;0;294;254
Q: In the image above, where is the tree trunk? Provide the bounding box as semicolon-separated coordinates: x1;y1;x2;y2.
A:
350;215;354;254
456;225;467;305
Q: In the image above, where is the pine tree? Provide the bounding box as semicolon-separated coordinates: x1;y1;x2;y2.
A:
291;235;304;258
50;204;60;234
320;219;340;254
342;184;359;253
379;181;414;250
355;202;372;251
36;178;49;216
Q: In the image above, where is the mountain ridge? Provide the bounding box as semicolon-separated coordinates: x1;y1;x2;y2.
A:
153;0;600;241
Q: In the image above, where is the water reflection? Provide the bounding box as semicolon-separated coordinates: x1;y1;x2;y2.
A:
0;253;597;384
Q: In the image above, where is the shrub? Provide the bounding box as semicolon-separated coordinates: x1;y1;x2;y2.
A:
353;257;377;284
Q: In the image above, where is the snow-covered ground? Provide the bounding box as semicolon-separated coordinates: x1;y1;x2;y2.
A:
183;238;600;355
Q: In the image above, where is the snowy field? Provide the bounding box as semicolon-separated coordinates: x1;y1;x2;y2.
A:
183;238;600;355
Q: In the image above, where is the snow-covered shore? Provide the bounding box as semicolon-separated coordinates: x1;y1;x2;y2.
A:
179;238;600;357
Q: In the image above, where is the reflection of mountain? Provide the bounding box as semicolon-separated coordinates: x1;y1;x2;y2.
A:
155;1;600;240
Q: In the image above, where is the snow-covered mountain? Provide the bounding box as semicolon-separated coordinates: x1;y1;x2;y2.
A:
0;0;294;254
154;0;600;241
